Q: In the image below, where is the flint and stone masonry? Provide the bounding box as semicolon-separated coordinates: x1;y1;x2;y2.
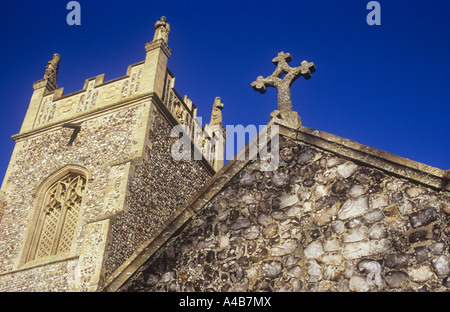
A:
0;17;448;292
120;128;450;292
0;17;220;291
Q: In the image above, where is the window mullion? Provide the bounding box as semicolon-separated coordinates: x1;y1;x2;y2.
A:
52;197;68;256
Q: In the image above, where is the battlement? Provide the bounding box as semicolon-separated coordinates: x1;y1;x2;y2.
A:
31;61;145;129
15;18;225;174
26;61;201;132
0;17;224;291
27;64;223;171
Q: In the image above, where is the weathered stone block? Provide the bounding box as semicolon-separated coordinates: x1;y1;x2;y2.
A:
261;261;283;278
343;226;369;243
279;194;298;209
338;196;369;220
383;253;414;269
409;208;438;228
384;271;409;289
408;263;435;282
432;255;450;277
271;240;298;257
337;162;358;178
304;240;324;259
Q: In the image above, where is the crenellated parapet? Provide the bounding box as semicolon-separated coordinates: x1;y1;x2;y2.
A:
0;16;223;292
161;68;226;172
29;62;145;130
16;16;225;173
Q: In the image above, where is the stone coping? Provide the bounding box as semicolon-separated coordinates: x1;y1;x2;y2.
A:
293;126;449;192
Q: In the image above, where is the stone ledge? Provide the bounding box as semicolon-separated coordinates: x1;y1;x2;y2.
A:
295;126;449;192
11;93;155;142
145;40;172;58
0;255;79;277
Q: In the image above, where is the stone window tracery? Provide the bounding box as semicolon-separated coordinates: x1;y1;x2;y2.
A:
26;173;86;263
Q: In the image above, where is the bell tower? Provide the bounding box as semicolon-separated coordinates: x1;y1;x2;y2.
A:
0;17;222;292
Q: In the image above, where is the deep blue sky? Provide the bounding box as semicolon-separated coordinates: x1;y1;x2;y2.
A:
0;0;449;184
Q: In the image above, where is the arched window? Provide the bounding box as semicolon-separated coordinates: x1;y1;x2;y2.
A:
26;172;86;263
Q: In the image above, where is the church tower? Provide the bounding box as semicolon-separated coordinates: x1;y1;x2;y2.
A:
0;17;223;291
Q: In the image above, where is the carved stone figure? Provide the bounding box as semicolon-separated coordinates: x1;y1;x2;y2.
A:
209;97;224;125
153;16;170;44
43;53;61;90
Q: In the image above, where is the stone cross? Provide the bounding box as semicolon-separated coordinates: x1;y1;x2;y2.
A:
251;52;316;112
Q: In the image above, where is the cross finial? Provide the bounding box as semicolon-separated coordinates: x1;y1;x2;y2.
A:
251;52;316;112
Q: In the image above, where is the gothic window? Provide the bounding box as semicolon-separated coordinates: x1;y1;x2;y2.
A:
26;173;86;263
